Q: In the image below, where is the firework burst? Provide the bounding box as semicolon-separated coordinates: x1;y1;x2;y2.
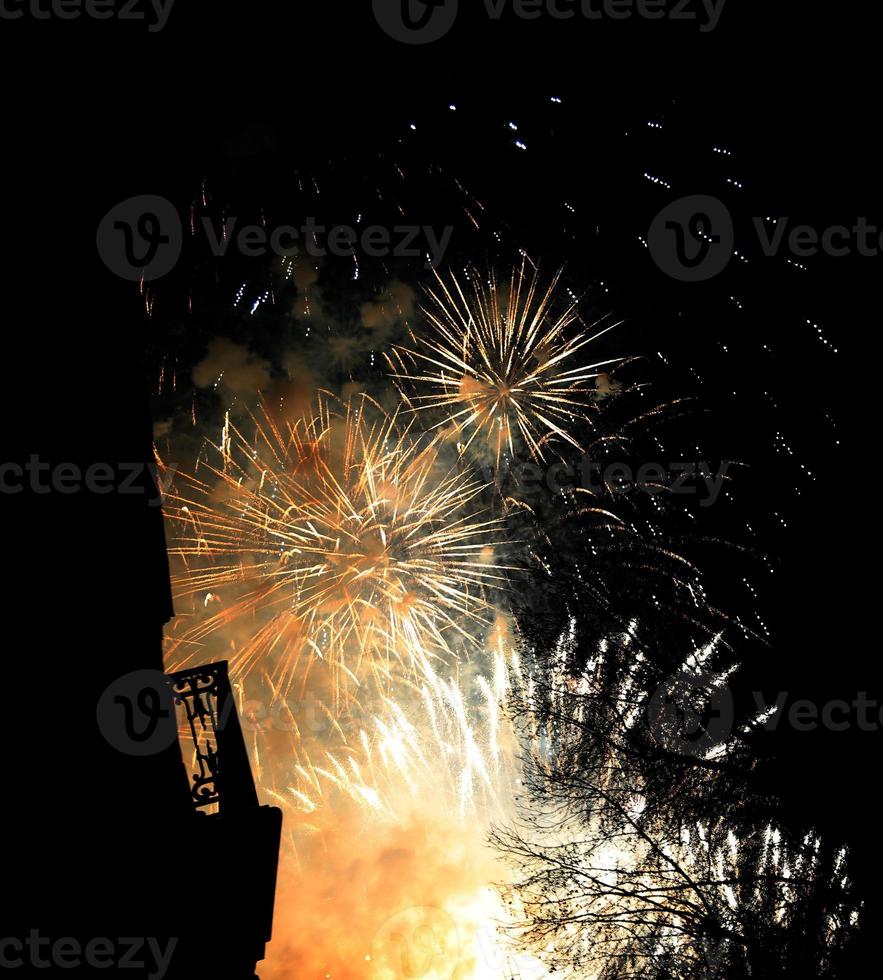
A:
387;262;620;466
165;393;508;704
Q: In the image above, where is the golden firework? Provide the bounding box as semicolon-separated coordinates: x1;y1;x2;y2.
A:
387;261;620;466
165;394;507;703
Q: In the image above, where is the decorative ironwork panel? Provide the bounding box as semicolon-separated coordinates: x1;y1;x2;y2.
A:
168;661;259;815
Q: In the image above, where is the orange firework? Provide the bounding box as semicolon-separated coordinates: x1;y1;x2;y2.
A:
165;393;507;705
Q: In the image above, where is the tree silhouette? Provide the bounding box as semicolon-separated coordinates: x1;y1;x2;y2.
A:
496;377;862;978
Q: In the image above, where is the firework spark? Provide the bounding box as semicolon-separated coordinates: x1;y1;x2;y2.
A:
165;393;508;705
253;618;550;980
387;262;620;466
253;614;518;824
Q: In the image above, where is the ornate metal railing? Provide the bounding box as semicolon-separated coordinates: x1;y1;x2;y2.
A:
168;661;259;816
